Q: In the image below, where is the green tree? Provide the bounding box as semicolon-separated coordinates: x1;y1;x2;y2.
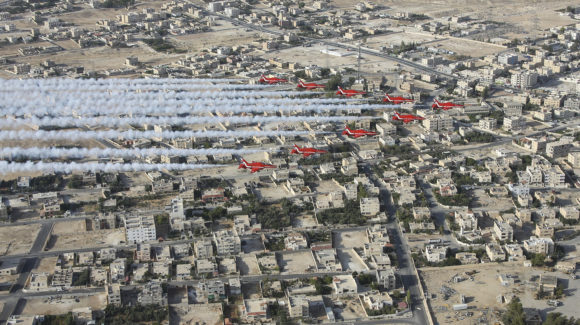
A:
531;253;545;267
325;74;343;91
543;312;580;325
502;297;525;325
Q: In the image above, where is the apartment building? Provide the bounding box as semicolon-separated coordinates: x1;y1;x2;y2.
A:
124;215;156;244
213;229;241;256
493;221;514;242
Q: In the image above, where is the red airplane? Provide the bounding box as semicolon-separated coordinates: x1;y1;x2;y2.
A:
342;125;378;138
432;99;464;110
383;93;414;104
290;144;328;158
391;111;425;124
238;159;276;173
297;79;326;90
258;74;288;84
336;86;366;97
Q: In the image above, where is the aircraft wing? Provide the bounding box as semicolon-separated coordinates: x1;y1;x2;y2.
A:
251;167;262;173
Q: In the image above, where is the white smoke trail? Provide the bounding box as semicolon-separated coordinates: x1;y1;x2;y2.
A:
0;129;315;141
0;161;224;174
0;115;374;128
1;101;395;117
0;146;279;159
0;79;269;91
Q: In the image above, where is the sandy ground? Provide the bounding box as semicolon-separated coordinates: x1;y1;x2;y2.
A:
33;256;59;274
333;229;369;249
0;224;41;256
21;293;107;315
292;215;318;228
278;251;317;274
50;228;125;250
334;295;367;321
420;262;538;325
237;255;260;276
471;188;515;212
170;302;223;325
52;219;86;235
337;248;368;272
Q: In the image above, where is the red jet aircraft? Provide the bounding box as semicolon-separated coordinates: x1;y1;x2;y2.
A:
383;93;414;104
258;74;288;84
342;125;378;138
432;99;464;110
391;111;425;124
336;86;366;97
297;80;326;90
238;159;276;173
290;144;328;158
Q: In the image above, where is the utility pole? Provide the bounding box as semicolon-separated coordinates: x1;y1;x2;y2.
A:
357;42;361;82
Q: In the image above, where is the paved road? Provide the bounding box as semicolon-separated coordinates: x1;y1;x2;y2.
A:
188;2;455;81
364;164;429;325
0;222;53;324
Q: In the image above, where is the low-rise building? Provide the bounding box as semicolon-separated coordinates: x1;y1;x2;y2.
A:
124;215;156;244
493;221;514;242
376;267;396;290
455;252;478;264
424;244;447;263
284;233;308;251
486;243;506;261
332;275;357;294
360;197;380;216
524;236;554;256
213;229;241;256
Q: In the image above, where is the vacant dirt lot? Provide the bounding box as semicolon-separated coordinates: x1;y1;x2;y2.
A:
0;224;41;256
170;302;223;325
337;248;368;272
33;256;59;274
237;255;261;276
333;229;369;249
421;262;536;325
22;293;106;315
50;228;125;250
52;220;86;235
333;295;366;321
278;251;316;274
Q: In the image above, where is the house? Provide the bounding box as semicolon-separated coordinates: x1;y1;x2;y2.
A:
504;244;525;261
332;275;357;294
424;244;447;263
538;275;557;295
287;295;310;318
376;267;396;290
123;215;156;244
196;258;218;275
559;206;579;220
229;277;242;295
213;229;241;256
493;221;514;242
362;291;393;310
412;207;431;220
284;233;308;251
455;209;477;231
486;243;506;261
523;236;554;256
360;197;380;216
194;238;214;259
175;264;192;281
241;298;270;322
455;252;478;264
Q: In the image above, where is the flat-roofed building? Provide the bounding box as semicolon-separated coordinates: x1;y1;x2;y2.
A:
124;215;156;244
